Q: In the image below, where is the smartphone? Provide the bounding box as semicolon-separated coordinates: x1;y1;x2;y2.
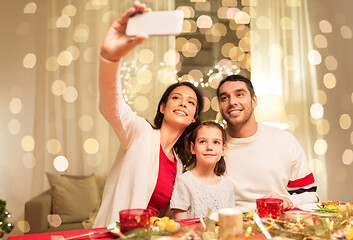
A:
126;10;184;36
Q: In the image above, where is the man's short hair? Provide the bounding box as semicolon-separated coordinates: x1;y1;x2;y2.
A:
216;75;255;98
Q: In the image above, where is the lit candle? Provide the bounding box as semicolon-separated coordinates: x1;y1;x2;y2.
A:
218;208;243;239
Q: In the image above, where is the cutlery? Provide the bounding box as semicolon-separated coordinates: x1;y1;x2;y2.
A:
176;218;202;224
175;218;200;225
253;213;272;239
63;227;118;240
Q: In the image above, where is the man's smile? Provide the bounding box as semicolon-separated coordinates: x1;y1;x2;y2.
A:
228;108;242;116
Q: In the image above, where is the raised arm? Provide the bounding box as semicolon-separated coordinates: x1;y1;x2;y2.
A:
99;1;151;148
100;1;150;62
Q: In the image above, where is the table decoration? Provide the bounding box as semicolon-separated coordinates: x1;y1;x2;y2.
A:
113;226;204;239
65;205;352;240
218;208;243;239
119;209;151;234
256;198;284;220
108;215;206;239
242;206;353;240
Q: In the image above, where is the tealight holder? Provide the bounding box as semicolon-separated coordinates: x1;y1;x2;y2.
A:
256;198;284;220
119;208;151;234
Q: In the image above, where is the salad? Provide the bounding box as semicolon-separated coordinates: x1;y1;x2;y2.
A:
313;201;342;213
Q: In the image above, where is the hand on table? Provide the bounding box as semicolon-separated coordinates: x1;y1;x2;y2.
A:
101;1;151;62
262;192;294;210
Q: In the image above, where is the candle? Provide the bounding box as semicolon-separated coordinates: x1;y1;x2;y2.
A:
256;198;284;220
218;208;243;239
119;208;151;234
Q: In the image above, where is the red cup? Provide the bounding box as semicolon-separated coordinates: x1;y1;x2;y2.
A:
119;209;151;234
256;198;284;219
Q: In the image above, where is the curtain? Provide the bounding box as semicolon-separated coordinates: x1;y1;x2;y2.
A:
30;0;176;197
1;0;177;236
251;0;327;200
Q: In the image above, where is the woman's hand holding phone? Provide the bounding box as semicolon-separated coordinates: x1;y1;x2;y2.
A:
100;1;151;62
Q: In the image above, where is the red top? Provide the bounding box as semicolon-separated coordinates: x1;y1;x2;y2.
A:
147;145;177;216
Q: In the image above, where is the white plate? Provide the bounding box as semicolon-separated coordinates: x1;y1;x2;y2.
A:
107;222;120;236
298;203;337;216
209;211;219;221
298;203;320;212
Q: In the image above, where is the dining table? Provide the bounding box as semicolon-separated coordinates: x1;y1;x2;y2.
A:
7;227;267;240
7;218;206;240
8;204;352;240
7;227;114;240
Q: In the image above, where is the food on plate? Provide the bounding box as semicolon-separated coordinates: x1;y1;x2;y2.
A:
165;219;177;232
154;220;166;231
161;216;171;224
321;201;340;206
150;216;178;232
150;216;159;224
314;201;342;213
245;211;256;220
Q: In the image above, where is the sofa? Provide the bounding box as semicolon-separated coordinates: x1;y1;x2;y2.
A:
25;173;106;234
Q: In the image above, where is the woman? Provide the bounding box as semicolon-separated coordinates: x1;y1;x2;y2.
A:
93;1;204;227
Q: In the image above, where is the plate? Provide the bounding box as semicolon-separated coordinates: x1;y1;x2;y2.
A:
298;203;337;216
107;222;121;236
298;203;320;212
209;211;219;221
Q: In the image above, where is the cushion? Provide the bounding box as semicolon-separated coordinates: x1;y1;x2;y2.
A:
95;175;107;199
46;172;100;224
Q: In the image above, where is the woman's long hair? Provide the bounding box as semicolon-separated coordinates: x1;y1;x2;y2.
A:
153;82;204;167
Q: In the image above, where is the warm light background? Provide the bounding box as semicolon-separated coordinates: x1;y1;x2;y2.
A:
1;0;352;237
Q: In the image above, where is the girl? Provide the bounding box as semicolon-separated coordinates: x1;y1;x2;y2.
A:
93;2;204;227
170;121;236;220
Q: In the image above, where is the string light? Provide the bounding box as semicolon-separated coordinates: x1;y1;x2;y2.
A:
119;60;241;119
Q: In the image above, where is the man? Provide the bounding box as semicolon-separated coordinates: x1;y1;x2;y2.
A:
217;75;318;211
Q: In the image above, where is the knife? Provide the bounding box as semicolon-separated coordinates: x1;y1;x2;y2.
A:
63;227;120;240
253;213;272;239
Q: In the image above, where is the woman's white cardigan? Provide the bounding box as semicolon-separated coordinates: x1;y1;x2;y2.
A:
93;58;183;227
